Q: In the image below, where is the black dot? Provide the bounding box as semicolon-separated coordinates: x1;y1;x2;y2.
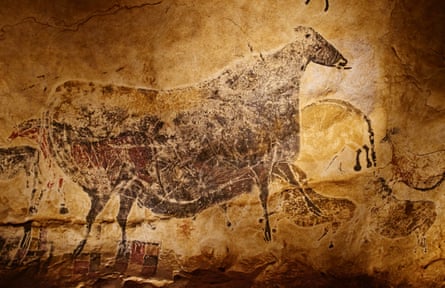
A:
305;33;311;38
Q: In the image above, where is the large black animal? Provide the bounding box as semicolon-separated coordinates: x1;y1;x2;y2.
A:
10;26;349;256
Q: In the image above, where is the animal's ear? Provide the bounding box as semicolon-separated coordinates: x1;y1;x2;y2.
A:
294;26;304;33
294;26;314;38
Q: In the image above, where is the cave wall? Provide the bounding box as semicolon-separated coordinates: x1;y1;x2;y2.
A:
0;0;444;287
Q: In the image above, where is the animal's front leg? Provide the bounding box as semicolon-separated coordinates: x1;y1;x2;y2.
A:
56;178;69;214
73;190;109;258
28;153;42;215
116;178;140;259
28;188;43;215
254;166;272;241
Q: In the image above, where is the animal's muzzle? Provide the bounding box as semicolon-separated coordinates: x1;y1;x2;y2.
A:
335;57;351;69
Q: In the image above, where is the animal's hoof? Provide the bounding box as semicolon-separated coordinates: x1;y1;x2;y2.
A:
72;240;86;258
29;206;37;215
59;207;69;214
117;241;128;257
264;227;272;242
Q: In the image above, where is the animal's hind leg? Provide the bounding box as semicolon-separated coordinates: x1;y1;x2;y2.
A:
73;191;109;258
116;197;136;257
57;178;69;214
116;179;140;258
273;162;323;216
28;188;43;215
260;184;272;241
254;167;272;241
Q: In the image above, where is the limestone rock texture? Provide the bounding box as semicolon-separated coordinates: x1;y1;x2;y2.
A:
0;0;444;287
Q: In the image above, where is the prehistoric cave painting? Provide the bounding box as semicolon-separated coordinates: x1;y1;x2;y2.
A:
280;186;356;234
72;241;159;278
301;99;377;173
0;145;67;270
0;146;41;213
355;115;376;171
370;178;437;252
8;119;68;215
9;26;350;257
0;227;159;282
383;130;445;191
0;225;53;268
14;226;52;266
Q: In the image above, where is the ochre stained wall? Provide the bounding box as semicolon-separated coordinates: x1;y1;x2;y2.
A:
0;0;444;287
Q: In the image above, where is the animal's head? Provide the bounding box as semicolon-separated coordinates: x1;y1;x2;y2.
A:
8;118;42;141
294;26;349;69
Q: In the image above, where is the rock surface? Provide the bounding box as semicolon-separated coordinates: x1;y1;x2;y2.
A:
0;0;444;287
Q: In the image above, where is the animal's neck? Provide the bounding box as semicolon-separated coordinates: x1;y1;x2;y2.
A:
263;43;306;89
204;43;306;103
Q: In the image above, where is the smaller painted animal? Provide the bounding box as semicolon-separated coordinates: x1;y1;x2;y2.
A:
0;146;41;214
9;119;68;215
0;145;43;265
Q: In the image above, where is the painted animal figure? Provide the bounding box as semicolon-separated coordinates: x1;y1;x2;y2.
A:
0;146;43;266
0;146;41;214
300;99;377;174
8;119;68;215
11;26;349;257
384;132;445;191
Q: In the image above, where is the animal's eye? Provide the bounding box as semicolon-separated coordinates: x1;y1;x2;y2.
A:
305;33;311;38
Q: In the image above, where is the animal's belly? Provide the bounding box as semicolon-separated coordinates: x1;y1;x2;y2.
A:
149;103;300;203
173;100;300;158
150;139;255;202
